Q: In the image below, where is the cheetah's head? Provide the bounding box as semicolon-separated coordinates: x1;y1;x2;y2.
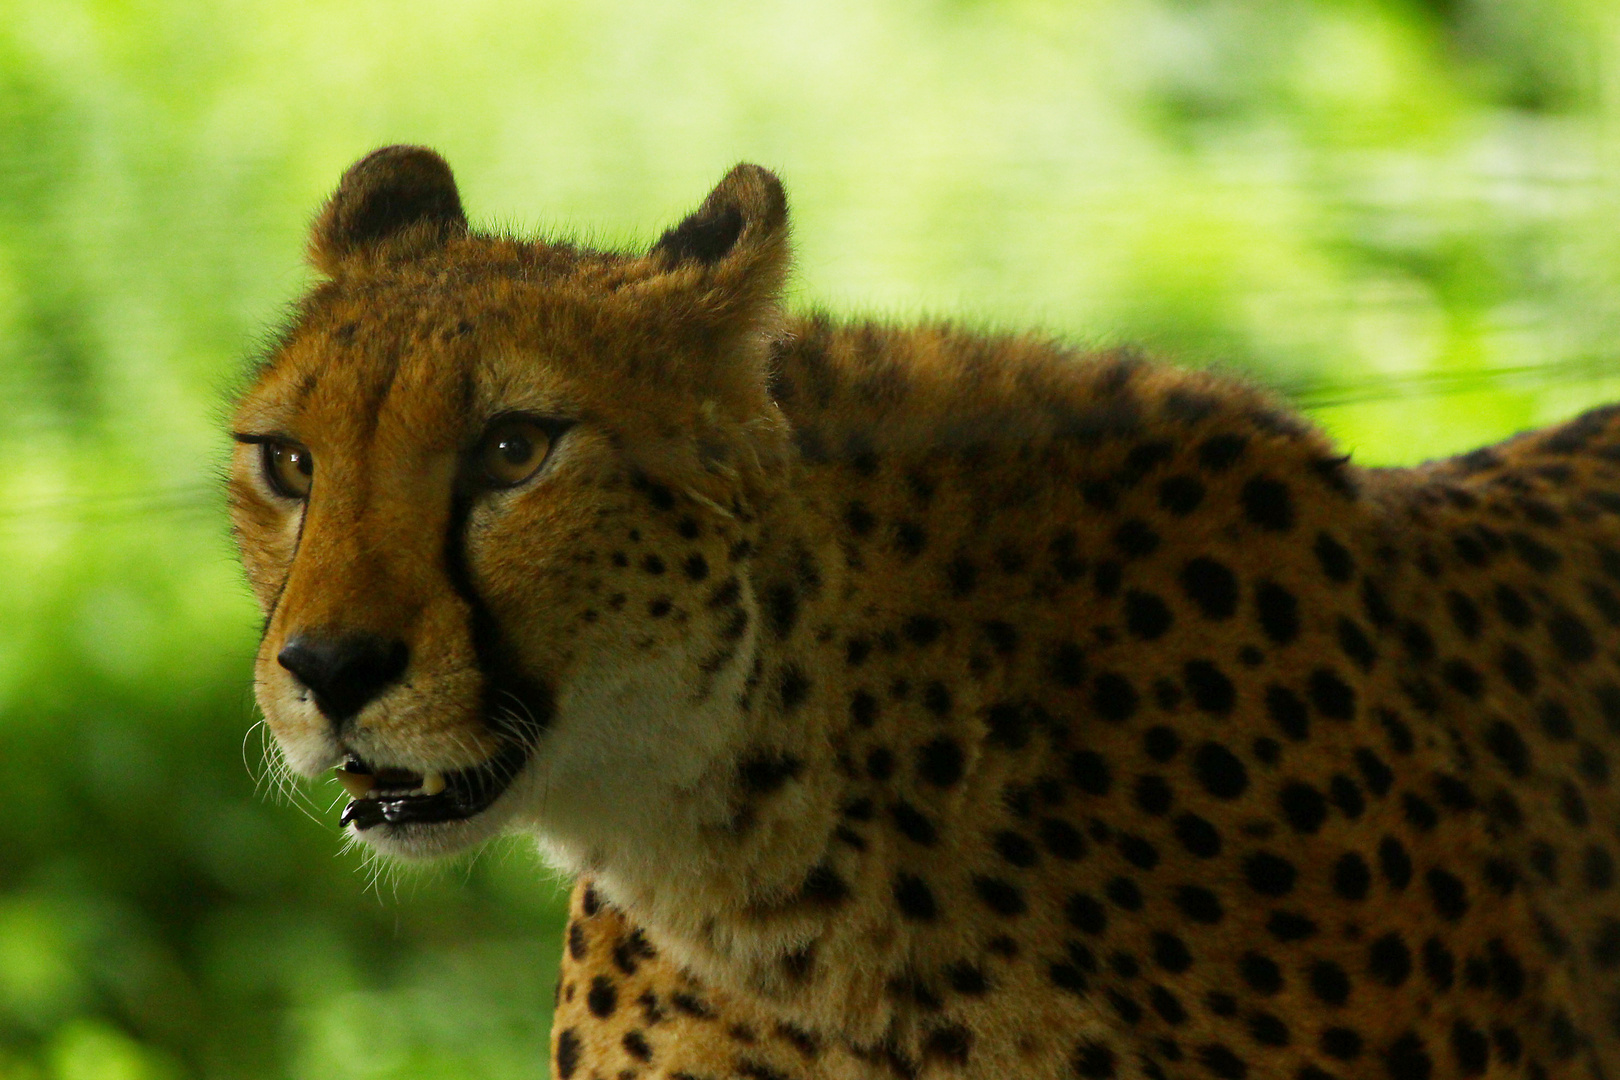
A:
229;147;792;860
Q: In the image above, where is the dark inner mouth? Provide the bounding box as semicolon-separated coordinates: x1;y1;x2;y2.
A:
337;739;530;831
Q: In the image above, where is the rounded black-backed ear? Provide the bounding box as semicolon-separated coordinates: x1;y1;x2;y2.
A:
309;145;467;274
652;163;788;269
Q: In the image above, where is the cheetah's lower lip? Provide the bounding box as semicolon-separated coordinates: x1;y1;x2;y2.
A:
337;741;530;830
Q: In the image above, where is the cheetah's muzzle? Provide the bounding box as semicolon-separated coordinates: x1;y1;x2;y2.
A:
335;740;529;831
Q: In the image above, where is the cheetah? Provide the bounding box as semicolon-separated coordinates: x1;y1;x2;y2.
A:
230;145;1620;1080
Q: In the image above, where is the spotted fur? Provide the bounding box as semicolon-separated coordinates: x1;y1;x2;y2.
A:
234;147;1620;1080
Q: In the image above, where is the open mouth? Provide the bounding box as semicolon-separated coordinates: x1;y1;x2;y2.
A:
335;740;529;831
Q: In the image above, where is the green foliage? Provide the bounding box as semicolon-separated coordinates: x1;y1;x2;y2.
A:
2;0;1618;1076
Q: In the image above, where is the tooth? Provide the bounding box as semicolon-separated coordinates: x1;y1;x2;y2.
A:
336;769;376;799
421;771;446;796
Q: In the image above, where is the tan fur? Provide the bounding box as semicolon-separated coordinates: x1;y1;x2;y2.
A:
233;147;1620;1079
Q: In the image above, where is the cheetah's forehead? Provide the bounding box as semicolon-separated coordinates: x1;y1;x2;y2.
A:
234;292;598;456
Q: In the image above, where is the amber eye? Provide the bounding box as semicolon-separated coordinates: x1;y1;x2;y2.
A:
262;441;313;499
478;418;554;488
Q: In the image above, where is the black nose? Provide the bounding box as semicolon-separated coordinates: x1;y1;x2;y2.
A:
277;633;409;724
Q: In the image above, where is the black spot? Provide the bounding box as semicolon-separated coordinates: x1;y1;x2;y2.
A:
974;876;1027;916
1549;609;1596;663
764;582;798;639
1308;669;1356;719
851;691;879;728
916;738;965;787
945;557;978;597
777;665;810;711
1073;1040;1118;1078
1144;726;1181;762
587;975;618;1017
1050;531;1087;581
894;521;927;557
739;753;804;794
1249;1013;1289;1047
1050;641;1088;687
1174;885;1222;924
621;1030;651;1061
1198;433;1247;471
1485;720;1531;777
1384;1032;1433;1080
1333;852;1371;901
1314;532;1354;582
1329;774;1365;818
682;553;709;582
567;922;587;960
1244;852;1296;897
1309;960;1350;1006
1184;661;1236;714
642;554;666;574
1180;558;1238;619
1220;956;1277;1007
1242;477;1294;531
1379;836;1413;889
1254;581;1300;645
1092;672;1140;722
904;615;944;647
1585;845;1615;892
1450;1021;1489;1077
1071;750;1113;795
1159;475;1205;514
1356;748;1394;796
800;864;850;907
1152;931;1192;972
1120;834;1161;870
1487;938;1525;1000
1193;742;1248;799
993;831;1038;868
1367;931;1413;984
1494;583;1533;627
1426;868;1469;921
1150;985;1187;1025
554;1027;581;1078
891;801;937;845
1278;782;1328;834
1105;876;1143;911
1135;775;1173;816
1041;818;1087;860
985;703;1031;749
845;501;876;537
1094;560;1123;597
1337;617;1377;670
983;620;1018;654
1113;519;1161;558
1497;646;1538;695
1266;911;1316;941
922;1024;971;1065
1198;1043;1248;1079
1321;1028;1363;1061
894;873;937;920
1510;530;1560;573
1125;590;1173;639
1265;686;1309;740
1402;793;1439;831
1174;813;1222;858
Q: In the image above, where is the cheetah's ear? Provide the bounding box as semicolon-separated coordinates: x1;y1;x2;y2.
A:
309;145;468;274
651;163;790;299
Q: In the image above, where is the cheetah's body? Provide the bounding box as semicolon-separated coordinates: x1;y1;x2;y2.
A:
550;318;1620;1080
231;148;1620;1080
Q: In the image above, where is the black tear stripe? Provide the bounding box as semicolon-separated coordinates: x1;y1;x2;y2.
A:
443;494;558;795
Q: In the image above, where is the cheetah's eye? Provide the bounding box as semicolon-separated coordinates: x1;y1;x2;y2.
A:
477;417;556;488
262;441;313;500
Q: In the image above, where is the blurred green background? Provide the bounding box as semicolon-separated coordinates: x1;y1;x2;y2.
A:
5;0;1620;1076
